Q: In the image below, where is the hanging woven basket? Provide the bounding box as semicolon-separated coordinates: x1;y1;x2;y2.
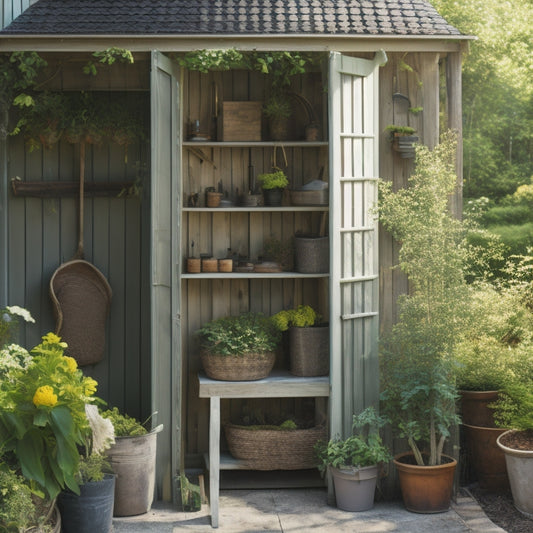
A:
50;259;112;366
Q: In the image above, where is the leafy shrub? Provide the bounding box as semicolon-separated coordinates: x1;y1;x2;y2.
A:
481;205;533;226
101;407;147;437
196;312;281;356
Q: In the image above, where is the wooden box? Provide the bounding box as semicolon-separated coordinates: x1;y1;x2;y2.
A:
218;101;262;141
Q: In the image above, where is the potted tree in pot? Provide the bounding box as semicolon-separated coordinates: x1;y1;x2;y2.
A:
272;304;329;377
315;407;391;512
377;131;471;513
195;312;282;381
101;407;163;517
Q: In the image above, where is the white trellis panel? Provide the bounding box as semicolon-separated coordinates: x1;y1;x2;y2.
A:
150;51;181;500
329;51;386;439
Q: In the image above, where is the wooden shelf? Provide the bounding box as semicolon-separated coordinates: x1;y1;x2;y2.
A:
182;206;328;212
183;141;328;148
11;179;135;198
198;370;330;399
182;272;328;279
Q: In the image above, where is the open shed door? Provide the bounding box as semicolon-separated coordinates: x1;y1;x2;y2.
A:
150;51;181;500
329;51;386;439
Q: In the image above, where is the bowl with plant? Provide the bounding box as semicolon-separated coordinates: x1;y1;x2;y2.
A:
196;312;282;381
101;407;163;516
272;305;329;376
315;407;391;512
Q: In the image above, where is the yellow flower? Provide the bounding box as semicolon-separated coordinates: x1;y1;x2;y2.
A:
33;385;58;407
84;377;98;396
63;356;78;373
41;332;68;348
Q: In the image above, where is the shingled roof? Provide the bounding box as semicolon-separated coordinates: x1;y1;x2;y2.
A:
2;0;462;36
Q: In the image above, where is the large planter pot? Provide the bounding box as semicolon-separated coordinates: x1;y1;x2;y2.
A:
106;425;163;516
463;423;509;491
459;390;499;427
289;325;329;377
496;429;533;518
393;452;457;513
57;474;115;533
201;351;276;381
330;464;378;512
294;235;329;274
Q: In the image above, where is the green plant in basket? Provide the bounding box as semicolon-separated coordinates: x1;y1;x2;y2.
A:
257;169;289;190
196;312;281;356
271;305;322;331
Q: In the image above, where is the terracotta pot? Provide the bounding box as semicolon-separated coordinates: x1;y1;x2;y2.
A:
463;423;509;491
459;390;500;427
393;452;457;513
497;430;533;518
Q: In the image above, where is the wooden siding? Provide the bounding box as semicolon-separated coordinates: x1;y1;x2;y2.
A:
1;0;33;29
4;93;152;424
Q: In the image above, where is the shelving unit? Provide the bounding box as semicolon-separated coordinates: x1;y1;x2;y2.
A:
179;67;332;527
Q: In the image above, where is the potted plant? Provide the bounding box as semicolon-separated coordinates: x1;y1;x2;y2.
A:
257;168;289;206
495;382;533;517
272;304;329;377
195;312;282;381
315;407;391;511
263;94;292;141
57;404;116;533
385;125;419;159
101;407;164;517
378;131;470;512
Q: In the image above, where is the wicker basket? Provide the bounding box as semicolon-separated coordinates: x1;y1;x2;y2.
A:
289;189;328;206
289;326;329;377
218;259;233;272
187;258;201;273
201;351;275;381
294;235;329;273
207;192;223;207
224;424;327;470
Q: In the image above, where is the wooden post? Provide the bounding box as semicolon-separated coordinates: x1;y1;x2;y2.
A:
446;50;464;218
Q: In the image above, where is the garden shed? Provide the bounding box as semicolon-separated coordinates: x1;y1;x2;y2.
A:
1;0;472;510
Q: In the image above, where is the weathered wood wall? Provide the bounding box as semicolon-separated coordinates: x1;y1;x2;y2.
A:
180;68;329;457
5;91;152;423
1;0;33;29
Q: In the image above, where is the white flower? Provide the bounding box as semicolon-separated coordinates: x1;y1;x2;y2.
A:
5;306;35;323
85;404;115;454
0;344;32;377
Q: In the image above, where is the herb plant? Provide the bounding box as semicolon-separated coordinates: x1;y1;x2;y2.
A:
196;312;281;356
257;169;289;190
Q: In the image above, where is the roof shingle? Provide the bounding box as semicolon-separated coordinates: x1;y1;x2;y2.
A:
1;0;462;36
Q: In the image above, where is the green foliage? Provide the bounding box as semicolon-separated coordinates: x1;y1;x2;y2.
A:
432;0;532;201
83;47;134;76
257;169;289;190
75;453;111;484
195;312;282;356
101;407;147;437
271;305;322;331
315;407;391;474
493;382;533;431
384;125;416;135
378;131;467;466
0;466;38;532
175;48;246;72
0;333;98;500
0;52;46;102
481;205;533;227
263;95;292;119
488;223;533;257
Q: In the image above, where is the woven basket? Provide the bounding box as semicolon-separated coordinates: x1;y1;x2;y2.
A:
289;326;329;377
49;259;112;366
224;424;327;470
294;235;329;273
218;259;233;272
201;258;218;272
207;192;223;207
187;258;201;273
201;351;275;381
289;189;328;206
